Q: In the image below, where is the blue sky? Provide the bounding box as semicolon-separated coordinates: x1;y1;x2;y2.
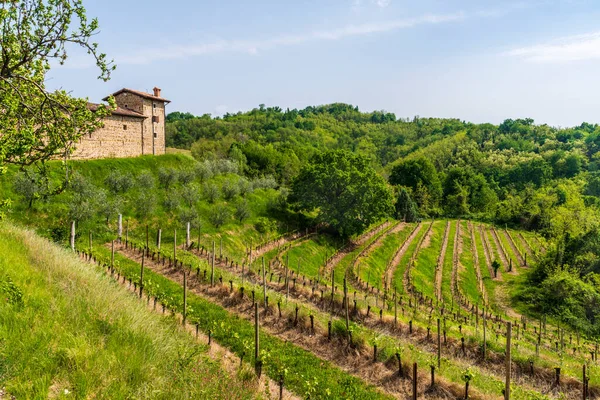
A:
49;0;600;126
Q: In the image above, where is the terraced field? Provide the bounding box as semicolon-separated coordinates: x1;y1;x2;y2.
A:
76;218;599;399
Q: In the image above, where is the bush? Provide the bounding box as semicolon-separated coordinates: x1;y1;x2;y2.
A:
209;205;230;228
194;162;214;182
254;217;276;234
105;170;134;194
158;167;179;189
179;207;201;228
251;176;277;191
181;183;201;207
97;191;124;223
163;191;181;212
135;192;157;218
234;199;251;222
137;171;156;189
179;168;196;185
210;159;239;175
222;179;239;200
203;182;220;204
13;172;40;208
237;177;252;197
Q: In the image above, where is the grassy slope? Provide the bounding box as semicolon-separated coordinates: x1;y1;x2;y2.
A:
360;223;413;290
0;155;284;261
411;221;443;300
0;221;257;399
458;221;482;307
440;220;456;305
392;223;428;296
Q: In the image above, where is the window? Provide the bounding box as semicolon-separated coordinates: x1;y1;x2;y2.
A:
123;124;127;130
153;129;158;138
153;103;156;109
124;104;128;109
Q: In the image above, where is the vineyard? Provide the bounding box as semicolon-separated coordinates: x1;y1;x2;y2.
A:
68;216;598;399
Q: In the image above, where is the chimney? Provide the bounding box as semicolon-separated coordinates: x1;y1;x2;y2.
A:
153;87;161;97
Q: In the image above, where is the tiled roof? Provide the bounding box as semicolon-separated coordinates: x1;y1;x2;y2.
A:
87;102;147;118
102;88;171;104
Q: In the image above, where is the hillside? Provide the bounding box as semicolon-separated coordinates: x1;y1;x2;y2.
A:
1;110;600;398
0;221;262;399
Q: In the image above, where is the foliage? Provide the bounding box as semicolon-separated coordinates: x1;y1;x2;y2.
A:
290;150;394;237
395;187;418;222
0;0;114;221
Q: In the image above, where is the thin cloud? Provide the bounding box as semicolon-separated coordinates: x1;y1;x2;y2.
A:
116;12;465;65
507;31;600;62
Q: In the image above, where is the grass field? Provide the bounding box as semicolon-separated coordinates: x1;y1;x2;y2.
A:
0;221;259;399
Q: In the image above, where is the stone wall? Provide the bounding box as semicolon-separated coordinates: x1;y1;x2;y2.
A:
70;115;145;159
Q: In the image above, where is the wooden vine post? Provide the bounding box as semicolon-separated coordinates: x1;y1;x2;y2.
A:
412;362;418;400
254;302;260;376
139;250;145;298
70;221;75;251
111;240;115;274
157;228;162;250
125;219;129;247
173;229;177;269
183;268;187;325
437;318;441;369
220;236;223;258
211;240;215;286
89;231;92;254
394;287;398;327
344;277;349;332
285;254;290;300
117;214;122;242
262;257;267;311
505;321;512;400
186;222;191;248
483;309;487;359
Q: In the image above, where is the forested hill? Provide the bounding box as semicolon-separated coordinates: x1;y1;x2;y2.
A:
166;105;600;333
166;104;600;231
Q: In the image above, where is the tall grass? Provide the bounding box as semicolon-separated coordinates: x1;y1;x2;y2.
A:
0;221;258;399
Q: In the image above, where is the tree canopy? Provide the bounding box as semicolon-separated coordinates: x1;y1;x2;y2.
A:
0;0;114;201
289;150;393;237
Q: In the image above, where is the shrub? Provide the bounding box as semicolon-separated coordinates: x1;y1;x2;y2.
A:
137;171;156;189
181;183;201;207
194;162;214;182
158;167;179;189
179;207;201;228
237;177;252;197
163;191;181;212
178;168;196;185
210;159;239;175
222;179;239;200
13;172;40;208
234;199;251;222
209;205;230;228
135;192;157;218
97;190;124;223
251;176;277;191
203;182;220;204
254;217;276;234
105;170;134;193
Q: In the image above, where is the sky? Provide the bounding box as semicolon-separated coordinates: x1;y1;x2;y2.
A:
48;0;600;127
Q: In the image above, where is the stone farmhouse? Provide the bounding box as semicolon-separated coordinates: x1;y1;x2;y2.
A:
71;87;170;159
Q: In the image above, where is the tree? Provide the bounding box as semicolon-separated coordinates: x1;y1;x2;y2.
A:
209;205;230;228
13;172;41;209
395;187;418;222
290;150;394;237
389;158;442;212
234;199;251;222
0;0;114;200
